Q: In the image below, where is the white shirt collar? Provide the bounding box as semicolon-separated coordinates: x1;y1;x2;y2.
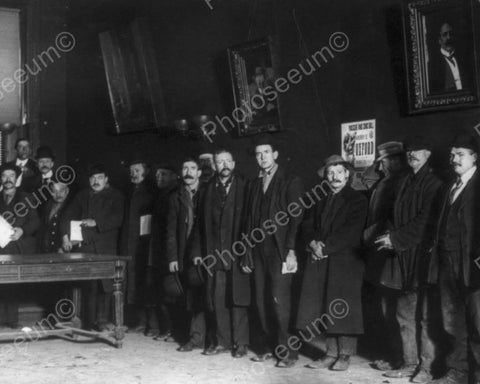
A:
16;158;28;167
441;47;455;58
42;170;53;179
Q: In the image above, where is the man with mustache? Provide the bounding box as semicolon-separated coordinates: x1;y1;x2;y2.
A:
242;136;304;368
0;163;40;327
375;136;442;381
34;146;56;217
120;160;155;335
6;138;41;193
166;158;206;352
298;155;367;371
427;133;480;384
61;163;124;331
191;149;250;357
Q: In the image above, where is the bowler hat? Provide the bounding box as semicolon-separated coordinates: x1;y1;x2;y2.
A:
317;154;351;178
35;145;55;160
375;141;404;162
451;132;479;153
162;273;184;299
403;136;432;152
0;163;21;177
186;264;204;288
87;162;107;178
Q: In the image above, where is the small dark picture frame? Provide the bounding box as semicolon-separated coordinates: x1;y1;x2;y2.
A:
403;0;480;114
227;37;282;136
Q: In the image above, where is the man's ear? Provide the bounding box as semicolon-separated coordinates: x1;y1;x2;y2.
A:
273;151;279;161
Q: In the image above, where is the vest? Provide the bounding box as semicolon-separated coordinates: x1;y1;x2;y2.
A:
438;192;462;252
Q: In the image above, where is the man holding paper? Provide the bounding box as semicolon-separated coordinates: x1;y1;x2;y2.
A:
61;163;124;331
120;159;155;334
297;155;367;372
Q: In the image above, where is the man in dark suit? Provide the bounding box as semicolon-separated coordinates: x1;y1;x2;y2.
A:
120;160;155;334
242;136;304;368
363;142;408;371
34;145;56;217
6;138;41;193
37;179;70;253
0;163;40;327
192;149;250;358
427;133;480;384
61;163;124;331
166;158;206;352
297;155;367;371
375;136;442;381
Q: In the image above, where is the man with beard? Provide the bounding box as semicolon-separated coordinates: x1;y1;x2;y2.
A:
61;163;124;331
149;164;178;341
120;160;155;334
0;163;40;327
298;155;367;371
375;136;442;381
6;138;41;193
166;158;206;351
37;179;71;253
427;133;480;384
242;136;304;368
192;149;250;357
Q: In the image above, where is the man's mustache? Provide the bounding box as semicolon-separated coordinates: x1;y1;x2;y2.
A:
408;156;418;161
452;162;461;167
183;175;194;180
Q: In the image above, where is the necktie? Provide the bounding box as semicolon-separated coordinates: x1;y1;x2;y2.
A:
449;179;463;204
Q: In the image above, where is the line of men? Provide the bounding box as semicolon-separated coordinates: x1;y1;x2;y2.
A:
0;132;477;384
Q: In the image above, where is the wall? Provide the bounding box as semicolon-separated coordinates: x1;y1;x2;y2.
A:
66;0;480;190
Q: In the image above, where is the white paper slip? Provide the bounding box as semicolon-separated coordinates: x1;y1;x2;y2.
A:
0;215;14;248
281;261;298;274
140;214;152;236
70;221;83;242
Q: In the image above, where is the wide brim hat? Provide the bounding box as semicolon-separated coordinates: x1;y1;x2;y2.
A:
162;273;184;299
375;141;404;162
186;264;205;288
317;154;352;178
0;163;21;177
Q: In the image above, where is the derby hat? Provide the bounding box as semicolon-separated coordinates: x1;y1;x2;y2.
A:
35;145;55;160
451;132;479;153
403;135;432;152
375;141;404;162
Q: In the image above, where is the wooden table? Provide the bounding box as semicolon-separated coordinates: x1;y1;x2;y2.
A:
0;253;130;348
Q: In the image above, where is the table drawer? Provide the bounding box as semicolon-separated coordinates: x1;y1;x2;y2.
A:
18;262;116;281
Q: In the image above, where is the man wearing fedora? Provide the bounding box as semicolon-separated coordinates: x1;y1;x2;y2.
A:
0;163;40;327
242;136;304;368
297;154;367;371
363;141;408;371
166;157;207;352
427;133;480;384
6;138;41;193
120;159;155;335
191;148;250;358
61;162;125;331
375;136;442;381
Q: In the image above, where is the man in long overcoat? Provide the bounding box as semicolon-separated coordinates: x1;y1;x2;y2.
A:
297;155;367;371
375;136;442;381
192;149;250;358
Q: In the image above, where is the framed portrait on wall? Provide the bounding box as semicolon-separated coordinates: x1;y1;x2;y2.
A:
227;37;282;137
403;0;480;113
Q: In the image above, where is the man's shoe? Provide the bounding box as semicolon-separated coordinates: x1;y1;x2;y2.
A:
305;355;336;369
144;328;158;337
411;368;433;383
251;352;274;362
233;345;248;358
384;364;417;379
202;345;230;355
372;359;402;371
331;355;350;371
276;357;297;368
177;341;200;352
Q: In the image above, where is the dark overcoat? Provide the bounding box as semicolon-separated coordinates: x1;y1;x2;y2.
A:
296;186;367;335
243;166;304;267
61;186;125;291
428;170;480;287
36;198;70;253
6;159;41;194
120;182;154;304
386;165;442;290
191;175;250;310
0;191;40;254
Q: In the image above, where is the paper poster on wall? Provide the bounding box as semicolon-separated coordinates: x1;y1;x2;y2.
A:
341;119;376;190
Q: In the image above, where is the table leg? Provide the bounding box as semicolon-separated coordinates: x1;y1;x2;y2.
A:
113;261;125;348
71;285;82;330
